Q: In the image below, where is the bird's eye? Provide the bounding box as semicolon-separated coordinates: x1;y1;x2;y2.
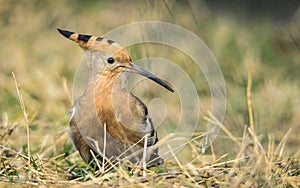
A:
107;57;115;64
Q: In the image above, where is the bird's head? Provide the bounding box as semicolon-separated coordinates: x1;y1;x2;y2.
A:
57;28;174;92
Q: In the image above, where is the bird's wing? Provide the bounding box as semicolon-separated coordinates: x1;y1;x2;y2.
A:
69;95;148;164
118;93;158;147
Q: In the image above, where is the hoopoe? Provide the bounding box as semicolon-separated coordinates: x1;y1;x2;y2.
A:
57;28;173;168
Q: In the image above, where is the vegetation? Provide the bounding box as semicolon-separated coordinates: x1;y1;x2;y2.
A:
0;1;299;187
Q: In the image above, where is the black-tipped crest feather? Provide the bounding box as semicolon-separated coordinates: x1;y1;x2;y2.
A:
78;34;92;43
57;28;74;39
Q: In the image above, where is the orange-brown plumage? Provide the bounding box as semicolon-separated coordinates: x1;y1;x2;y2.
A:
57;28;173;168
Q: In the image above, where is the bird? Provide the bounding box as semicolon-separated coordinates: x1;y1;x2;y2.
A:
57;28;174;169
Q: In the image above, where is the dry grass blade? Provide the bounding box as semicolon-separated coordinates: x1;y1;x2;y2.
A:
102;123;107;172
167;144;195;183
204;111;241;147
90;150;101;170
275;128;292;157
142;133;149;177
246;53;254;131
12;72;31;175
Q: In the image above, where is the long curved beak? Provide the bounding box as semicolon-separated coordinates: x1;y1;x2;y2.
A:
123;63;174;93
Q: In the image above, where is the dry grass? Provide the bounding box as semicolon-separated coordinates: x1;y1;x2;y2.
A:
1;0;300;187
0;103;299;187
1;74;299;186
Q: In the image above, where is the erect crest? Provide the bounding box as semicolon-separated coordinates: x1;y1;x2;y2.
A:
57;28;130;62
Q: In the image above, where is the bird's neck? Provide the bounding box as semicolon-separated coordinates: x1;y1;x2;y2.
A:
83;72;129;110
85;71;127;91
97;72;128;93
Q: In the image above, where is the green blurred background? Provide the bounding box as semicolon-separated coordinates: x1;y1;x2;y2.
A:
0;0;299;160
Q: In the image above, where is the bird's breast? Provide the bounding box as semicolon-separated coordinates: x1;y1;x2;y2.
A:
93;80;153;146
